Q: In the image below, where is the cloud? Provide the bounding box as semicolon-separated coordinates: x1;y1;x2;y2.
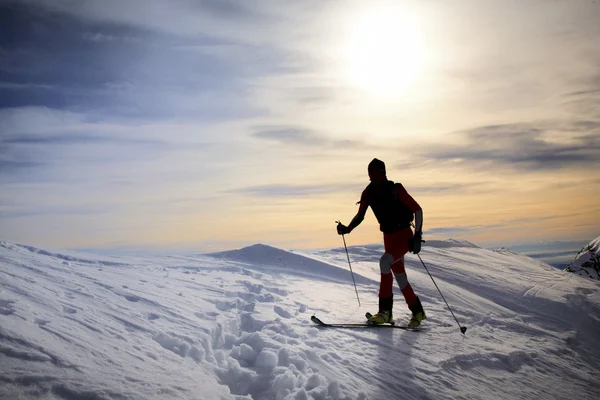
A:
292;87;337;105
565;89;600;97
407;183;491;195
0;204;114;219
277;85;361;108
562;73;600;119
6;0;275;43
0;106;185;153
0;107;85;134
82;32;118;42
81;32;141;43
0;159;43;173
252;126;372;150
252;128;326;147
3;133;170;148
226;183;363;198
0;107;217;188
0;3;273;120
0;82;55;90
428;213;584;238
422;122;600;172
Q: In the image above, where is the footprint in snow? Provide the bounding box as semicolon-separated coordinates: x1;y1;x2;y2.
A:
274;305;293;319
296;303;308;313
195;311;219;320
267;287;288;296
34;318;50;326
0;299;15;315
215;300;237;312
62;305;77;314
124;294;141;302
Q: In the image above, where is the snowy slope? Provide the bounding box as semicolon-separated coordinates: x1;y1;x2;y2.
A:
565;236;600;280
1;239;600;400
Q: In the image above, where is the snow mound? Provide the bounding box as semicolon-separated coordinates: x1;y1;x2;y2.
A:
207;244;376;285
0;240;130;267
565;236;600;280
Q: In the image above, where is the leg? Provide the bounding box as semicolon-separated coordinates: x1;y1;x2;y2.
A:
391;258;418;309
396;257;426;325
384;229;420;310
367;253;395;324
378;253;395;312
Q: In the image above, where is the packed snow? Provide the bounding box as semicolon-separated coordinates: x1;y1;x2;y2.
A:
1;239;600;400
565;236;600;280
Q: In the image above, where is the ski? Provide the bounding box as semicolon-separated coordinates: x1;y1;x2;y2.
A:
311;315;424;331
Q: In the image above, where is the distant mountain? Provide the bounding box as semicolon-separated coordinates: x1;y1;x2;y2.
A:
565;236;600;280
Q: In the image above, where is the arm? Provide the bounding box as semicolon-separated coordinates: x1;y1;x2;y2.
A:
397;184;424;253
342;190;369;234
397;185;423;232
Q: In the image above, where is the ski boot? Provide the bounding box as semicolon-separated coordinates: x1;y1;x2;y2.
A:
408;311;426;328
367;310;393;325
408;297;426;328
367;296;394;325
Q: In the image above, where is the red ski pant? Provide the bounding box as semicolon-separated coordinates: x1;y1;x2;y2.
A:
379;228;418;307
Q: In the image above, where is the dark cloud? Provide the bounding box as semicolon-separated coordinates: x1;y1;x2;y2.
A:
565;89;600;97
0;4;148;88
423;122;600;171
9;0;272;33
0;159;43;172
226;183;363;198
0;2;274;120
570;120;600;131
562;72;600;119
3;133;169;148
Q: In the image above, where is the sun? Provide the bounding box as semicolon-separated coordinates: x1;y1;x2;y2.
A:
344;7;426;97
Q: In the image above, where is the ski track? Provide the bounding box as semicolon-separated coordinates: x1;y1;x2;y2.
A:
1;240;600;399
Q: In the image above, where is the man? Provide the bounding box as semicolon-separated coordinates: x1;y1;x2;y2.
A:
337;158;426;328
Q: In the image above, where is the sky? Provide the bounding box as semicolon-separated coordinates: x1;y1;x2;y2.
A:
0;0;599;256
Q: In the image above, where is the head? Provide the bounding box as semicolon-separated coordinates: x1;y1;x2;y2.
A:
368;158;387;183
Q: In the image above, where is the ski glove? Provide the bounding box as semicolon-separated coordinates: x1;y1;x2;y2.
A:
409;231;423;254
337;223;350;235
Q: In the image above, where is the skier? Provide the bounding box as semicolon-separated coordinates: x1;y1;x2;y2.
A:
336;158;426;328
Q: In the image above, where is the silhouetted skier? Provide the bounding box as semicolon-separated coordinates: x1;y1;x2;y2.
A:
337;158;426;327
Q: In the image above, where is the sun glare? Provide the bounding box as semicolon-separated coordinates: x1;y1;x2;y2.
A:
344;8;426;97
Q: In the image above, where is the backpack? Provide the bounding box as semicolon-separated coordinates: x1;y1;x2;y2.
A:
365;180;414;233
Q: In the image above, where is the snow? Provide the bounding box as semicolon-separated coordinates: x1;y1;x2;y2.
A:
1;239;600;400
565;236;600;280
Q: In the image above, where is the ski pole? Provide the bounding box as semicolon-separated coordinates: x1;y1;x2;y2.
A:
336;221;361;307
417;254;467;335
